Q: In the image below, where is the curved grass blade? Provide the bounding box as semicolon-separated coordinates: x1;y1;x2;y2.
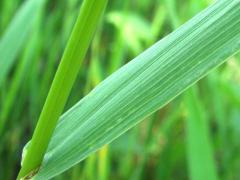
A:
0;6;44;137
34;0;240;179
0;0;45;87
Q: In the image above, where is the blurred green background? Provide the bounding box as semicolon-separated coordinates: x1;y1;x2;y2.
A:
0;0;240;179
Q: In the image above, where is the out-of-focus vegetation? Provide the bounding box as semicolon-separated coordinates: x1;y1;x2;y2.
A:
0;0;240;179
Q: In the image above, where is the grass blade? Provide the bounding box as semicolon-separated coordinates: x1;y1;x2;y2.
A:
0;0;45;87
26;0;240;179
0;7;43;137
184;86;218;180
17;0;108;178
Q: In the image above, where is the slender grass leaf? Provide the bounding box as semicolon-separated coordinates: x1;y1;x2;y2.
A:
184;86;218;180
18;0;108;178
33;0;240;179
0;6;44;137
163;0;180;29
0;0;45;87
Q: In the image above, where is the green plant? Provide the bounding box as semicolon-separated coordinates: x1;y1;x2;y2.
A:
0;0;45;87
185;86;218;180
18;0;239;179
18;0;108;178
0;0;239;179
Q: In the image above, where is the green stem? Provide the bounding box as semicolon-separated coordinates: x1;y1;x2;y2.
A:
17;0;108;178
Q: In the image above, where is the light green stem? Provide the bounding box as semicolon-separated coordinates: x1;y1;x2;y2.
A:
17;0;108;178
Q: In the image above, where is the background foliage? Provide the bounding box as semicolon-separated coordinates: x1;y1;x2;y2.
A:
0;0;240;179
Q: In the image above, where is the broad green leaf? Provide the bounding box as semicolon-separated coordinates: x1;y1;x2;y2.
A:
35;0;239;179
184;86;218;180
0;0;45;87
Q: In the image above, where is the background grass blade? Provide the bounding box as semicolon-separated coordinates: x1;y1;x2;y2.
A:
31;0;240;179
17;0;108;178
0;0;45;87
184;86;218;180
0;8;43;137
